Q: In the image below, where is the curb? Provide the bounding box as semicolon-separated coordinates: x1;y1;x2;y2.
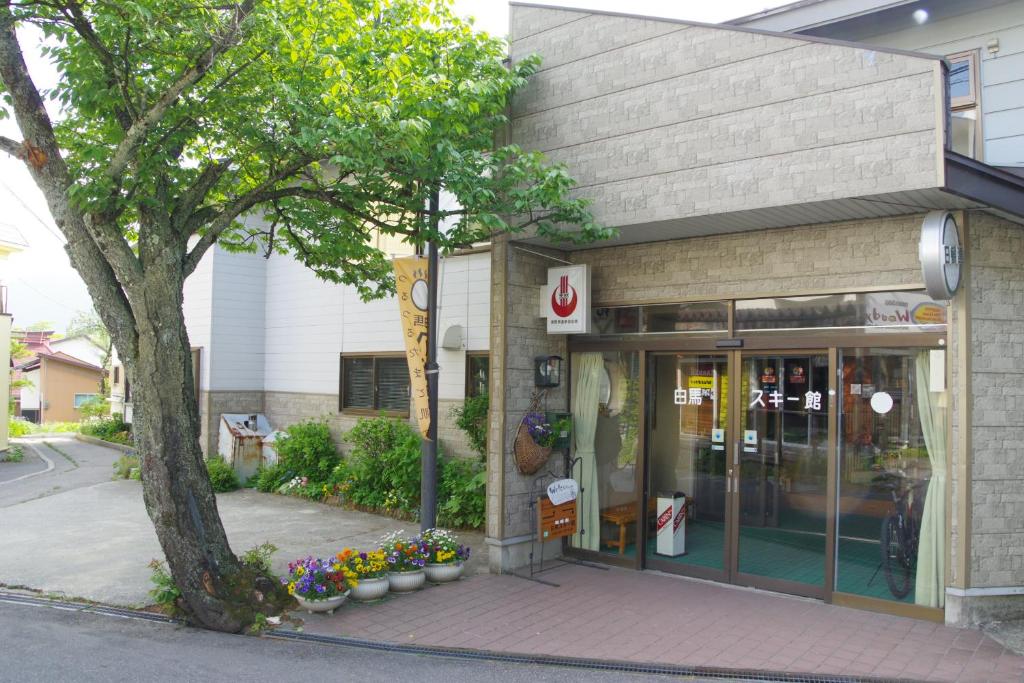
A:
0;442;54;486
74;433;136;454
0;591;922;682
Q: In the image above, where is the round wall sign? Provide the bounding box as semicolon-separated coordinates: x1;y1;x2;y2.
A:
870;391;894;415
919;211;963;300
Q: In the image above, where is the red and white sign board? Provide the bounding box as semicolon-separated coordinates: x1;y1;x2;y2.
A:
655;494;686;557
542;265;591;334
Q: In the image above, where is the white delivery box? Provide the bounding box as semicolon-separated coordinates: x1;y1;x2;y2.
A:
655;492;687;557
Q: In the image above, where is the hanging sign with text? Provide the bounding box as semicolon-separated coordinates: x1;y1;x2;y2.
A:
395;256;431;435
542;264;591;334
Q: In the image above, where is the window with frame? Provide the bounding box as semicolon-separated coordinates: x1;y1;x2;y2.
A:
340;355;410;414
947;50;980;159
74;393;98;409
466;353;490;398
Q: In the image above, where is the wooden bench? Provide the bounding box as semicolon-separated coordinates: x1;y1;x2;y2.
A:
600;498;693;554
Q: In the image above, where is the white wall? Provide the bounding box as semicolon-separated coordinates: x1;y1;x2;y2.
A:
207;248;266;391
182;243;214;390
263;247;344;395
49;337;103;367
859;2;1024;167
19;368;39;410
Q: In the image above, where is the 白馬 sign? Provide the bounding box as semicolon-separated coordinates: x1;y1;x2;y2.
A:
541;264;591;334
394;256;431;435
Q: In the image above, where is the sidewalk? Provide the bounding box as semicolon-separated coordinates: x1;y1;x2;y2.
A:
291;562;1024;683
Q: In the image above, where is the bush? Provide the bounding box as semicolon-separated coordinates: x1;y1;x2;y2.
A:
451;394;488;459
342;416;421;514
339;416;486;528
205;456;239;492
438;457;486;529
274;419;339;483
253;462;289;493
81;414;131;445
240;542;278;574
2;445;25;463
78;396;110;420
8;419;31;438
113;454;140;479
147;559;182;617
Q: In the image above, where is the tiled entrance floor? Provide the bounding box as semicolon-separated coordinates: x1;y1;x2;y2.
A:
292;563;1024;682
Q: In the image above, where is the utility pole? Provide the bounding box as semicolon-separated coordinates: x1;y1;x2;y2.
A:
421;190;440;531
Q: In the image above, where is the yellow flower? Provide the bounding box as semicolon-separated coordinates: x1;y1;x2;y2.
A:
287;582;296;595
295;566;305;576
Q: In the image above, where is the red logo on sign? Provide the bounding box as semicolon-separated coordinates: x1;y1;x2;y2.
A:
673;507;686;532
550;274;578;318
656;507;672;532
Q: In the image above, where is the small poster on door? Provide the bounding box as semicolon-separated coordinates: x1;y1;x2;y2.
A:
711;428;725;443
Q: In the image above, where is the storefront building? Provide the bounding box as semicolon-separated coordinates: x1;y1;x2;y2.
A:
485;3;1024;627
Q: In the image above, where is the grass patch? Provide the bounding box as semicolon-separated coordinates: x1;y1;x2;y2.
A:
1;445;25;463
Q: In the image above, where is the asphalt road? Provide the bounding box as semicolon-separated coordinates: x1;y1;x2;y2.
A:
0;600;732;683
0;437;122;508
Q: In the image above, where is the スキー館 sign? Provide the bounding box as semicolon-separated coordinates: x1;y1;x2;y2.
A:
543;264;591;334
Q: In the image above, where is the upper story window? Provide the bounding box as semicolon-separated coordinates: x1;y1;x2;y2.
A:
947;50;980;159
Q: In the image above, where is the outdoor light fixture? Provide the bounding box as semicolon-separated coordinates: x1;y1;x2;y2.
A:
912;8;929;24
534;355;563;388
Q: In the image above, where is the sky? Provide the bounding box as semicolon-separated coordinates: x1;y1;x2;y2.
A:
0;0;790;332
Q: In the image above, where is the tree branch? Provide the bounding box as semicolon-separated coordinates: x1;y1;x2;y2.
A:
105;0;256;182
0;134;21;157
62;1;135;129
171;159;230;229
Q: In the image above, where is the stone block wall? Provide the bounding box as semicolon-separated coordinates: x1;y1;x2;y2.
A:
486;237;569;571
199;390;264;457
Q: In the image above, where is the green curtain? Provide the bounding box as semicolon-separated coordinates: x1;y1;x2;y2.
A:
572;352;603;551
914;350;947;608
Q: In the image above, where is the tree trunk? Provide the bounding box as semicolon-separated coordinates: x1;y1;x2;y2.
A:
127;268;288;631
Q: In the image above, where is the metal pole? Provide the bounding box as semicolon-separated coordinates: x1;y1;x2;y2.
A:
421;191;440;531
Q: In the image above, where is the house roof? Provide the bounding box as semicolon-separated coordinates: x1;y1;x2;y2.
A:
15;350;103;373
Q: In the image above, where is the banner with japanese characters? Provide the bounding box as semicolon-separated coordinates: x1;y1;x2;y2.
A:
394;256;430;435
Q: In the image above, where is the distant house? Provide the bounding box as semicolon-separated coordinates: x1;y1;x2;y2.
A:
14;350;104;423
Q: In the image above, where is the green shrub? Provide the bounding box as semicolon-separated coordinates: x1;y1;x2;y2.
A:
253;462;289;493
205;456;240;492
274;419;339;483
81;414;131;444
342;416;421;514
2;445;25;463
8;419;31;438
451;394;488;459
113;454;140;479
147;559;182;616
78;396;110;420
438;457;486;529
240;542;278;574
339;415;486;528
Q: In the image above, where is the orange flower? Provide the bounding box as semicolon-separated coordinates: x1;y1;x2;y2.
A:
395;543;403;551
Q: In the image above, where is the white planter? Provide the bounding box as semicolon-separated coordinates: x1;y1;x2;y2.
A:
294;591;348;614
387;569;426;593
424;562;464;583
349;576;389;602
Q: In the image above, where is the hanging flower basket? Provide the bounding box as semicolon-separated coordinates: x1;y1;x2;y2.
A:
514;422;552;475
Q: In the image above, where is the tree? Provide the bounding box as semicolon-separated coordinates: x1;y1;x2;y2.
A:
8;337;31;414
0;0;608;632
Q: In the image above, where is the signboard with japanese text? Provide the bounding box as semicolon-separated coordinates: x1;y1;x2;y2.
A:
543;265;591;334
395;256;431;435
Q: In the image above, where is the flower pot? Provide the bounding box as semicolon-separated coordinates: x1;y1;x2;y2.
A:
424;562;463;583
294;591;348;614
349;576;389;602
387;569;425;593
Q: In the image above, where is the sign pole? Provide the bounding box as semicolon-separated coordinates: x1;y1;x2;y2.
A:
421;191;440;531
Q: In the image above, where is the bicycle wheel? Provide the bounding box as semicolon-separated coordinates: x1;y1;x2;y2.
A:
881;513;912;599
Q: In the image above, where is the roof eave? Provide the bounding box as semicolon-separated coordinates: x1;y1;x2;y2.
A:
944;152;1024;222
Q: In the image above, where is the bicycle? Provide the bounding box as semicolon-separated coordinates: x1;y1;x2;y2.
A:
873;471;927;599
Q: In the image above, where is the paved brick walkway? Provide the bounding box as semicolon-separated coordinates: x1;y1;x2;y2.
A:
293;563;1024;682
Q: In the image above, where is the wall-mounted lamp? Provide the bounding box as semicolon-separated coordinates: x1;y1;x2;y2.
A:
534;355;563;388
912;9;929;24
987;38;1000;56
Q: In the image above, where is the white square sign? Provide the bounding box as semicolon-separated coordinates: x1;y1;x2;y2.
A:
544;264;591;334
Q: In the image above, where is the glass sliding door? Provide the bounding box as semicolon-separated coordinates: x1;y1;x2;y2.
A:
645;354;729;578
736;353;830;595
834;348;945;607
568;351;641;559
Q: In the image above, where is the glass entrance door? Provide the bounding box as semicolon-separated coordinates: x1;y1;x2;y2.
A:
734;352;831;597
644;353;730;580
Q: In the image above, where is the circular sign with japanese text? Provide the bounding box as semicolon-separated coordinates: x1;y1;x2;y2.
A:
919;211;963;300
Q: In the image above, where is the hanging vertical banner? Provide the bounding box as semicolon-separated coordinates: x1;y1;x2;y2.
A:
394;256;431;435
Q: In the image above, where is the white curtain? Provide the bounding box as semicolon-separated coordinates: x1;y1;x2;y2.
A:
915;350;947;608
572;353;603;551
